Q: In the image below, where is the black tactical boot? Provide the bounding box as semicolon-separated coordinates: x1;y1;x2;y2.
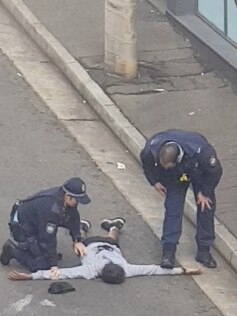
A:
195;251;217;268
160;249;176;269
0;240;17;265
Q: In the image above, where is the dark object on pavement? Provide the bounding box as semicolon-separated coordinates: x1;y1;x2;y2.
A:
48;281;76;294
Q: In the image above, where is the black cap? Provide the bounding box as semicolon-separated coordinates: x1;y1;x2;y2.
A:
62;177;91;205
48;281;75;294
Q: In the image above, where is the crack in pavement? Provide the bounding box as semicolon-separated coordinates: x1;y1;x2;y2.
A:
108;84;227;95
62;118;99;122
109;90;166;96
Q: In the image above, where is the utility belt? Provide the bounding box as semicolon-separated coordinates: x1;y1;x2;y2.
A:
8;201;43;257
8;200;25;243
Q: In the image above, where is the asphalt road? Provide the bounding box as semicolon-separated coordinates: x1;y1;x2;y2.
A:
0;50;221;315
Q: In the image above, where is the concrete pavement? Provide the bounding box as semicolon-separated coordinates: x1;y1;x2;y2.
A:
3;0;236;273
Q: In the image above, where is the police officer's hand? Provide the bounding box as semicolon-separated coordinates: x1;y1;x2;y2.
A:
196;192;212;212
154;182;167;196
73;242;87;256
50;266;60;280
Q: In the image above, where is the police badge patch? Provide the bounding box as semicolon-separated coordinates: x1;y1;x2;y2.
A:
46;222;56;234
209;156;217;167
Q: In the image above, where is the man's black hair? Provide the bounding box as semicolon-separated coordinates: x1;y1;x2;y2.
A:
159;142;180;165
101;263;125;284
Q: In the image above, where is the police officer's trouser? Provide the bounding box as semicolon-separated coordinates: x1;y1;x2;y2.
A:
160;179;216;249
9;224;51;272
14;250;51;272
13;235;51;272
9;203;51;272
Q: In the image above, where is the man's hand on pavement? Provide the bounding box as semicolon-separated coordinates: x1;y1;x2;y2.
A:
8;270;33;281
196;192;212;212
73;242;87;256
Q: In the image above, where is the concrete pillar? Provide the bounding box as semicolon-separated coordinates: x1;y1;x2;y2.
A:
104;0;137;79
167;0;196;16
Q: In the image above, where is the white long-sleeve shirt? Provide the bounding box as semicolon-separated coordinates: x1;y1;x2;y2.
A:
32;242;183;280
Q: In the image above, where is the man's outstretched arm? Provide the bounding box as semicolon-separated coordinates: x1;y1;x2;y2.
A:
8;265;98;281
8;270;32;281
125;264;202;278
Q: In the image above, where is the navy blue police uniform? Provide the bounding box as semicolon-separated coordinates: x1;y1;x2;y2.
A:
140;129;222;252
5;178;90;272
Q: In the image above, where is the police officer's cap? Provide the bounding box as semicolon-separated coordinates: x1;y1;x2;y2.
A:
62;177;91;205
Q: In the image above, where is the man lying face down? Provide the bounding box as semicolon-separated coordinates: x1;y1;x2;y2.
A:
8;218;201;283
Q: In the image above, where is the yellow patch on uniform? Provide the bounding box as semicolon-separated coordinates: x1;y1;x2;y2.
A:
179;174;189;182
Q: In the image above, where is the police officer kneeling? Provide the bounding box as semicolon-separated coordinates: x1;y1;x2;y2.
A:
0;177;91;275
140;129;222;269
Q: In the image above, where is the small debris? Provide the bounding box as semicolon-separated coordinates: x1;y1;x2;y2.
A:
189;112;195;116
83;100;87;104
201;72;205;76
155;88;165;92
150;10;154;13
17;72;23;77
117;162;126;170
41;299;56;307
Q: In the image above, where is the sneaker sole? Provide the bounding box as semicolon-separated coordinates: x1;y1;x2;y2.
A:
101;217;126;226
81;220;91;228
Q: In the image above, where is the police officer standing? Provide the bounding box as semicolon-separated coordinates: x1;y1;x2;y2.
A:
140;129;222;269
0;177;91;276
